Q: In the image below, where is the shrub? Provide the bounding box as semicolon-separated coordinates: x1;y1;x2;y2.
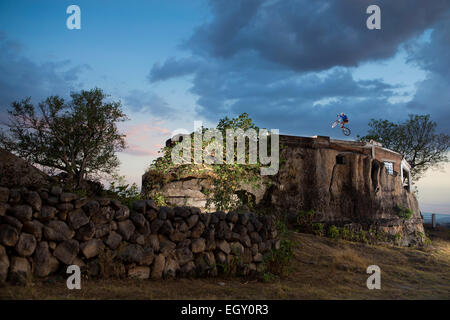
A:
312;223;324;236
396;205;413;219
107;174;141;208
327;225;340;239
153;192;167;207
263;239;298;277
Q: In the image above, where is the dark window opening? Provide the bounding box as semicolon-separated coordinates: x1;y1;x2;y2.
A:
336;155;346;164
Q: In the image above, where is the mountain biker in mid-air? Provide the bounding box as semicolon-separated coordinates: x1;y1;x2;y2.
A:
338;112;349;128
331;112;351;136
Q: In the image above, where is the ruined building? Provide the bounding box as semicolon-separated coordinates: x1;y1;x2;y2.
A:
142;135;424;246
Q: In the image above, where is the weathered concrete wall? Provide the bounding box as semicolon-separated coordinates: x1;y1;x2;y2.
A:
273;137;424;246
0;186;278;285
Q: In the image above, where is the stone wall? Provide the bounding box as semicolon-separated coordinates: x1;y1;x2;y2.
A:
0;186;279;285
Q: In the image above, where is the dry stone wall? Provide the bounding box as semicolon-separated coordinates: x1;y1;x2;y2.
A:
0;186;279;285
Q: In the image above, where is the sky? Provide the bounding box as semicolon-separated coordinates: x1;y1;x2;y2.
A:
0;0;449;213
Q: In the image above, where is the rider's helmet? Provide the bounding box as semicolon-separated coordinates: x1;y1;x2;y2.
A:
340;112;345;116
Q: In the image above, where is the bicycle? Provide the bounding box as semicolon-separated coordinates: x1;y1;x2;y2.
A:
331;115;351;136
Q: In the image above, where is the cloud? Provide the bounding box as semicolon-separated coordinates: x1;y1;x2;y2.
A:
404;15;450;132
185;0;450;72
123;143;159;157
0;34;91;113
120;122;170;157
148;57;201;83
123;89;176;118
147;0;450;137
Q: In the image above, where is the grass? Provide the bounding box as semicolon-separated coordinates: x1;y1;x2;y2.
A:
1;224;449;300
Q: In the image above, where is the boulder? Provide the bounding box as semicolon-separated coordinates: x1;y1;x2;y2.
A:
118;243;143;264
73;198;88;209
53;239;79;265
23;221;43;242
105;231;122;250
0;245;9;283
82;200;100;216
180;261;196;276
159;238;176;257
60;193;78;203
132;200;147;214
57;203;73;212
191;238;206;253
163;257;179;278
191;221;205;238
0;202;8;216
38;206;57;221
91;206;113;224
94;223;111;238
186;214;199;229
253;252;263;263
12;205;32;222
130;212;149;234
0;224;19;247
216;239;231;254
230;242;244;256
115;205;130;221
25;191;42;211
15;233;37;257
0;187;9;202
68;209;89;229
141;248;155;265
80;239;104;259
96;198;111;206
33;242;59;277
150;218;164;234
43;221;75;241
9;256;30;284
175;247;193;266
2;215;23;230
50;186;63;196
76;221;95;241
148;234;160;252
128;266;150;279
151;254;165;279
117;219;135;241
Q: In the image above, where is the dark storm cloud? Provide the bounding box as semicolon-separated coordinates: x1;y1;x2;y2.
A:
185;0;450;72
147;0;450;136
0;35;90;116
124;89;176;118
148;57;203;83
405;14;450;133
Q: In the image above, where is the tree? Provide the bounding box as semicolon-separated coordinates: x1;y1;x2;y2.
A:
0;88;128;188
358;114;450;181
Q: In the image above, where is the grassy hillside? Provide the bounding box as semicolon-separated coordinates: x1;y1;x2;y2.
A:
1;225;449;300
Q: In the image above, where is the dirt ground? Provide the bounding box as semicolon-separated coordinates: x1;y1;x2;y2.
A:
1;224;449;300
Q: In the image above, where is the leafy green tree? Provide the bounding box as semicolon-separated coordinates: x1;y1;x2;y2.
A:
358;114;449;180
0;88;128;188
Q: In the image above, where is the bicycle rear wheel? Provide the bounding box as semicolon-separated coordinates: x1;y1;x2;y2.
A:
342;127;351;136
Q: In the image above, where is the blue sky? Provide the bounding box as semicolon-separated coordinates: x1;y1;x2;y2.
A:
0;0;449;213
